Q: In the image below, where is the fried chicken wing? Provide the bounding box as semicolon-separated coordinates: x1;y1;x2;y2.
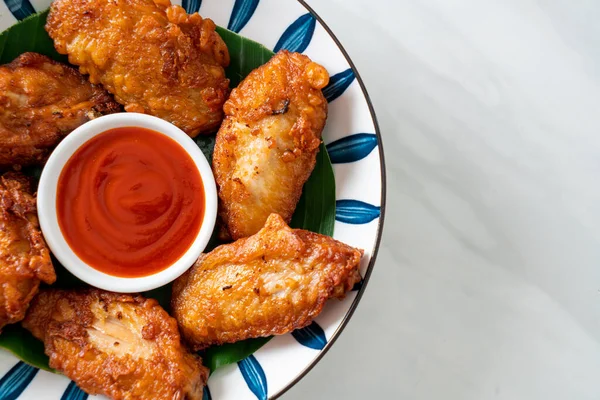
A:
23;289;208;400
171;214;362;350
0;52;120;167
0;172;55;331
46;0;230;137
213;51;329;240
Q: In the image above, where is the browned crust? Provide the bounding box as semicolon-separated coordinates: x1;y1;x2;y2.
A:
0;172;55;331
213;50;329;239
46;0;230;136
172;214;362;350
0;52;121;167
23;289;208;400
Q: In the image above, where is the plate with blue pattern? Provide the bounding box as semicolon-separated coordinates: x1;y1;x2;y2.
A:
0;0;385;398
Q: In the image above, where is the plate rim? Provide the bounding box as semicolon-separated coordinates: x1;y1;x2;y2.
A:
271;1;387;398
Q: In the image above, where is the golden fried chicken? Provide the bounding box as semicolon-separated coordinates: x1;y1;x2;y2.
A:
213;51;329;240
171;213;362;350
46;0;230;137
0;52;120;167
0;172;55;331
23;289;208;400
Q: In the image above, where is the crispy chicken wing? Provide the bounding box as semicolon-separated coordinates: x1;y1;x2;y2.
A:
0;172;55;331
23;289;208;400
213;51;329;240
46;0;230;137
171;214;362;350
0;52;120;167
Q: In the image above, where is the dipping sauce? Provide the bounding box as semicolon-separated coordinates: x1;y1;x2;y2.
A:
57;127;204;278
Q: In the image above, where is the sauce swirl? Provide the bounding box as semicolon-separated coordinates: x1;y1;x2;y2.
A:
57;127;204;278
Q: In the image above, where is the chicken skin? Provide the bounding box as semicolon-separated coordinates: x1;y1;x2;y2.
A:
0;53;120;167
0;172;55;331
172;214;362;350
213;51;329;240
46;0;230;137
23;289;208;400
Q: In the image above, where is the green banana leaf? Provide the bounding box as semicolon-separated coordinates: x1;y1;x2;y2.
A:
0;10;335;373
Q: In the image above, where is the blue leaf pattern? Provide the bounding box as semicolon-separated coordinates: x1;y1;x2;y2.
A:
4;0;35;21
0;362;38;400
182;0;202;14
326;133;378;164
336;199;380;224
227;0;259;33
60;381;88;400
203;385;212;400
238;355;267;400
273;13;316;53
291;322;327;350
323;68;355;103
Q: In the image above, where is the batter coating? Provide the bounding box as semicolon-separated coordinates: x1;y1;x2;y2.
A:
0;172;55;331
172;214;362;350
0;53;120;167
23;289;208;400
46;0;230;136
213;51;329;239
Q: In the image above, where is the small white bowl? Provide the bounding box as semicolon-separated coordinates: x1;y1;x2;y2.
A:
37;113;217;293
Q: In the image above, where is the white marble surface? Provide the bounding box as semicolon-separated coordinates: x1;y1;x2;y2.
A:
286;0;600;399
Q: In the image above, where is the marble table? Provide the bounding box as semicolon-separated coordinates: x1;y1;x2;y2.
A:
286;0;600;399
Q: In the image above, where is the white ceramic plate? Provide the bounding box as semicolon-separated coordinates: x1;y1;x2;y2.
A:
0;0;386;399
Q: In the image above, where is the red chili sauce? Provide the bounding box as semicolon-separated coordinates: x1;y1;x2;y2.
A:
57;127;204;278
